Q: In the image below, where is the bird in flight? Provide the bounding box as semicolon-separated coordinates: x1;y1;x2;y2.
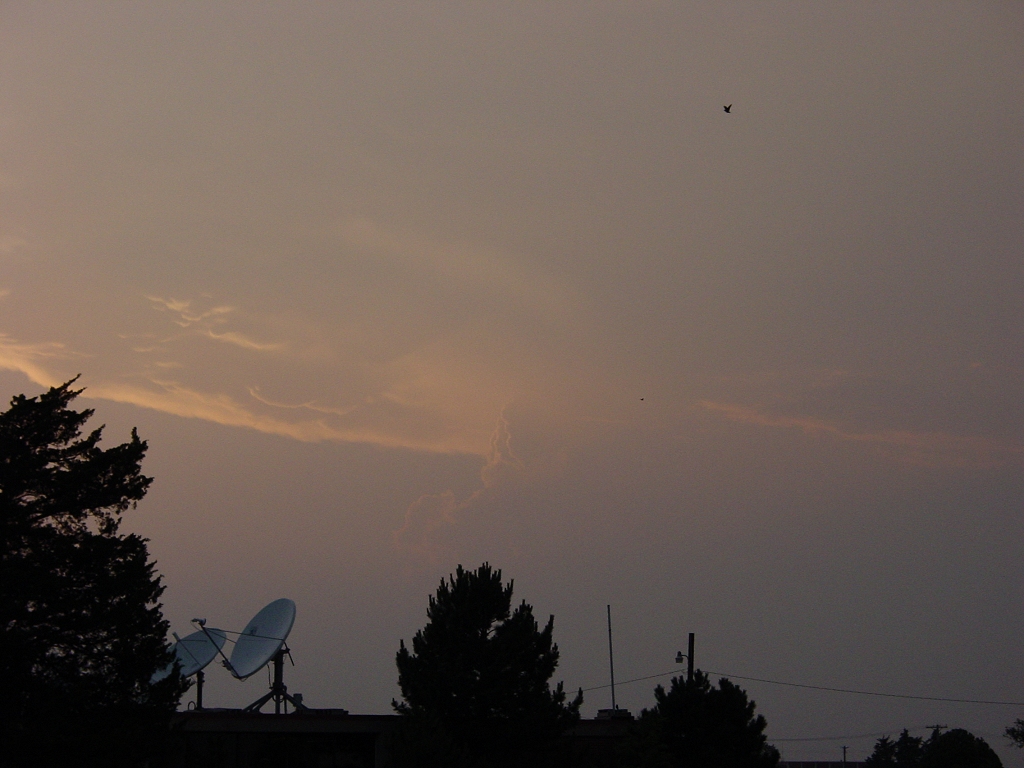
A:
723;104;732;113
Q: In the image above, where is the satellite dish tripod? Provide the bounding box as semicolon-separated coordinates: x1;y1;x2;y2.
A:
243;645;308;714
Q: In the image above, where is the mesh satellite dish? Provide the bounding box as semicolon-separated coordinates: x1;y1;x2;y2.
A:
229;598;296;679
228;598;306;713
152;626;227;710
152;627;228;682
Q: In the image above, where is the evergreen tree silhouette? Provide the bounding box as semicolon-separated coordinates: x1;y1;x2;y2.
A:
394;563;581;767
625;670;779;768
0;379;185;766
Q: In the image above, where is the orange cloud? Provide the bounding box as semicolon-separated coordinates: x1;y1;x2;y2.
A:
145;296;234;327
0;316;498;457
0;334;73;389
89;378;482;455
202;330;284;351
393;407;526;558
247;386;357;417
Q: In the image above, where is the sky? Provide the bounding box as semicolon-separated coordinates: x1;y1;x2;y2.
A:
2;2;1023;762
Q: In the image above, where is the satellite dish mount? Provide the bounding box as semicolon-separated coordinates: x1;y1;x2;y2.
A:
243;644;305;714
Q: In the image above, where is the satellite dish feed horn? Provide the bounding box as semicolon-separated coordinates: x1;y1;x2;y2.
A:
192;617;238;678
229;598;307;713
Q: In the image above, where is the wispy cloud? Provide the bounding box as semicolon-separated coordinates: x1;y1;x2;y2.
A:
248;386;357;417
85;377;482;454
0;334;77;389
0;316;488;456
701;400;1024;469
145;295;283;352
202;330;284;351
146;296;235;327
92;379;336;441
394;407;526;559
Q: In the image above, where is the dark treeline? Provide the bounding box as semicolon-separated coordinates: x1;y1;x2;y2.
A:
389;562;779;768
864;727;1002;768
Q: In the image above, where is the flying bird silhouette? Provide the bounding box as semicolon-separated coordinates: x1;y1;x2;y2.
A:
723;104;732;113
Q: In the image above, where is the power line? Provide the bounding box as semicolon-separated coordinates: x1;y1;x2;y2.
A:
771;727;1010;744
772;726;934;743
581;668;1024;707
581;669;678;692
707;670;1024;707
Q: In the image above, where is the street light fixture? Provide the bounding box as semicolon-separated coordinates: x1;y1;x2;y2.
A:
675;633;694;686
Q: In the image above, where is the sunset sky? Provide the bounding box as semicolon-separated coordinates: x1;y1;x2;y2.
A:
2;3;1023;762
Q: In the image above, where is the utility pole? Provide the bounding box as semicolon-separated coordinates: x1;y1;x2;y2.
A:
687;632;694;685
675;632;694;685
842;745;848;765
606;605;617;710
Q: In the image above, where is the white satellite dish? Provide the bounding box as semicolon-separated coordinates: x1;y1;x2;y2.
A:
229;598;296;680
152;627;227;683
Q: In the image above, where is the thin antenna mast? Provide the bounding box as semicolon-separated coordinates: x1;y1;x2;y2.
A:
607;605;617;710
